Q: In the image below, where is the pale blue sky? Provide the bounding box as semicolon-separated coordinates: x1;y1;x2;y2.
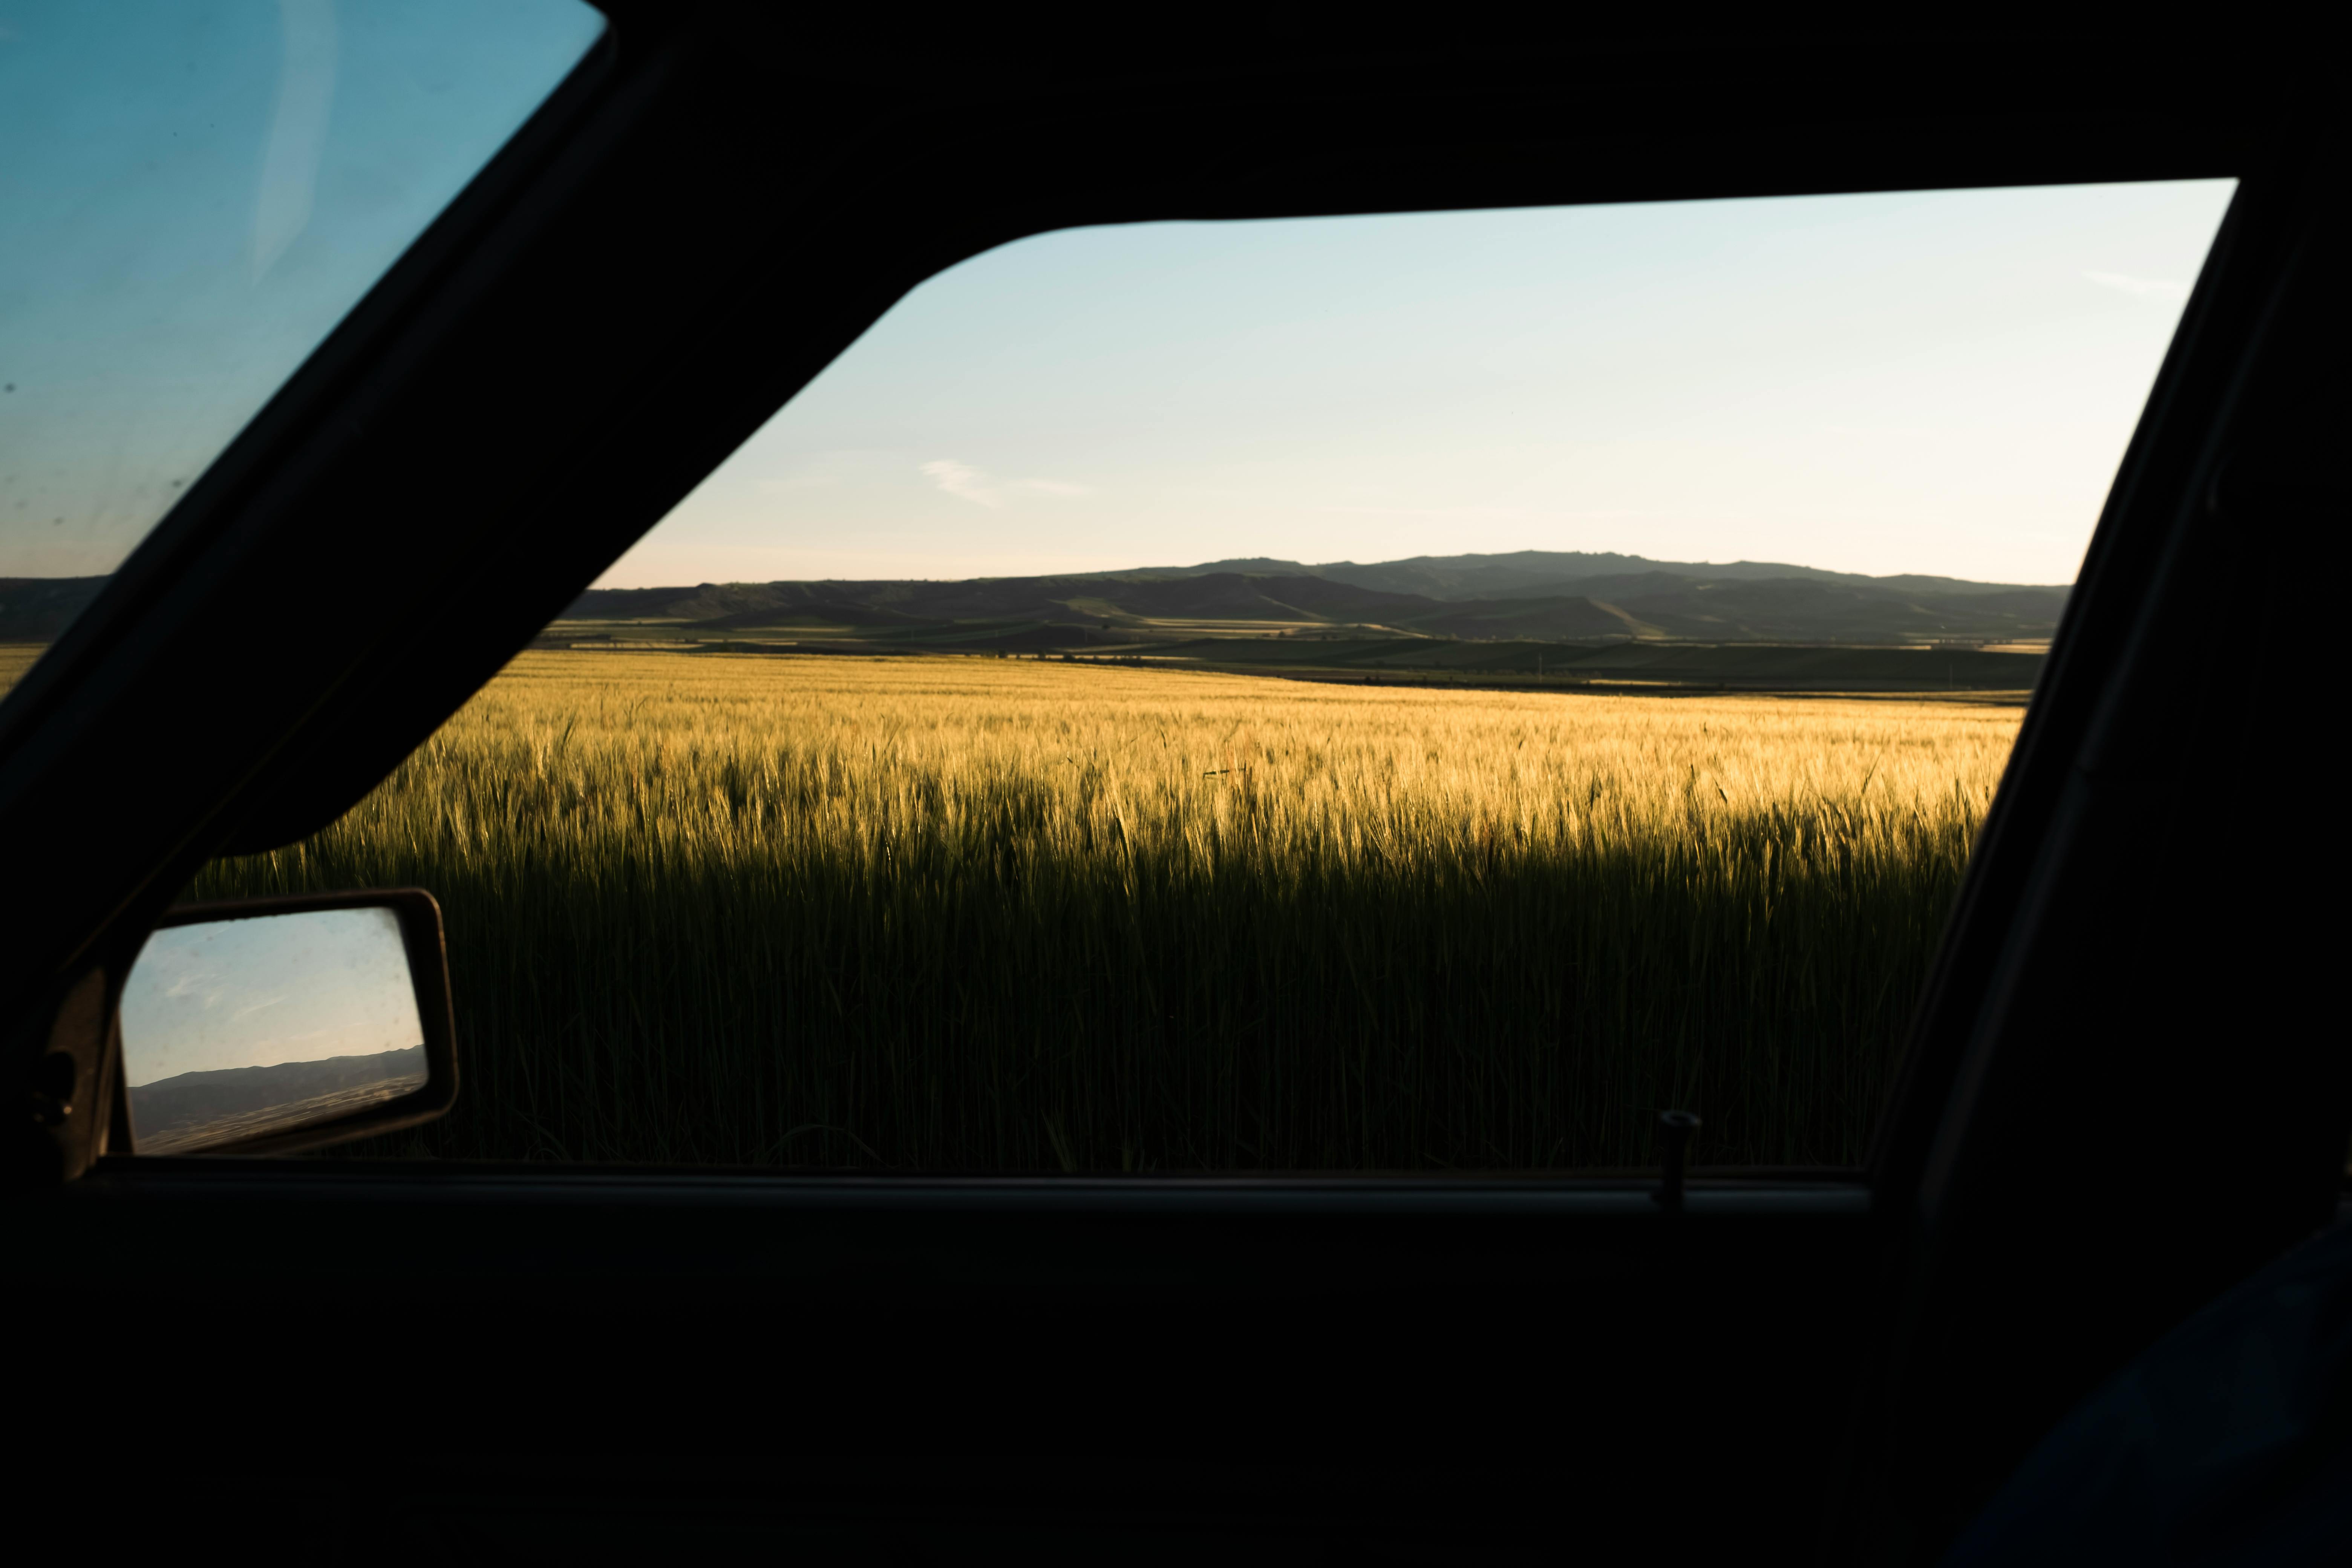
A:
121;906;423;1084
0;0;601;577
605;180;2234;588
0;7;2231;594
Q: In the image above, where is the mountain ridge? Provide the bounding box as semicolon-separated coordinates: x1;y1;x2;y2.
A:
562;551;2070;646
1113;550;2061;600
0;552;2073;648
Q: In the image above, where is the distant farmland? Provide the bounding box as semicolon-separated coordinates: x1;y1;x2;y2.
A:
193;649;2023;1171
5;549;2063;695
545;549;2059;694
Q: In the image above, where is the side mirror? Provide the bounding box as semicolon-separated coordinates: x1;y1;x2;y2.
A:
116;890;458;1156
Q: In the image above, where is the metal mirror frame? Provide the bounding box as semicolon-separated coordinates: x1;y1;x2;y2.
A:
110;888;459;1157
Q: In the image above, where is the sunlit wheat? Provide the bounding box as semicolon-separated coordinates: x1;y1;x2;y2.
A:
192;651;2022;1170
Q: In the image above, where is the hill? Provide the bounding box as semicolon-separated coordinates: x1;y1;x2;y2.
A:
1117;550;2055;601
0;576;107;642
564;550;2068;647
0;553;2066;696
129;1044;426;1153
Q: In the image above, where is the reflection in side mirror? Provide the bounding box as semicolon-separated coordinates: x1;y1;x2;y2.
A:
118;891;457;1156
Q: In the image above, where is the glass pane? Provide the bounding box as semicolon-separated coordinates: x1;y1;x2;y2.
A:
122;906;427;1153
197;181;2233;1170
0;0;605;663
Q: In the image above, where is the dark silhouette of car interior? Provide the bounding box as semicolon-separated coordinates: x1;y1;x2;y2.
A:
5;9;2344;1560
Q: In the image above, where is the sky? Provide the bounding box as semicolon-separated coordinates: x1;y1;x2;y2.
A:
118;906;425;1085
601;180;2234;589
0;0;602;577
0;6;2232;594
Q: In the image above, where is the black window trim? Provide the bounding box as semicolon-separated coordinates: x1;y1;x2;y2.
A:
3;18;2341;1551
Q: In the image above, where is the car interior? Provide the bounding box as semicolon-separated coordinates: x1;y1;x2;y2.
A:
3;8;2344;1560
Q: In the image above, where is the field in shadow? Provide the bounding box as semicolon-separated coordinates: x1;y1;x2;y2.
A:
190;654;2016;1171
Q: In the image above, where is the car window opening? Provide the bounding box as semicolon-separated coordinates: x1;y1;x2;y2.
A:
46;181;2233;1171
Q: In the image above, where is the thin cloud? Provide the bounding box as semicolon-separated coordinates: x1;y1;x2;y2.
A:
163;968;221;1003
2083;270;2191;303
921;459;1003;508
1319;505;1533;519
920;459;1090;508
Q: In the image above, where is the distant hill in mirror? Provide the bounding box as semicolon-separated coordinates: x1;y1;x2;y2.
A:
129;1044;426;1154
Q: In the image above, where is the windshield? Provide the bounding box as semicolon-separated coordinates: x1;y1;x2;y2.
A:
0;0;605;653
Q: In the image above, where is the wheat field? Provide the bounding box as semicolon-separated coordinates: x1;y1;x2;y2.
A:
179;650;2022;1170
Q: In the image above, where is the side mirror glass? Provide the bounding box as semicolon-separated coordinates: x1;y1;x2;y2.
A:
117;891;457;1156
